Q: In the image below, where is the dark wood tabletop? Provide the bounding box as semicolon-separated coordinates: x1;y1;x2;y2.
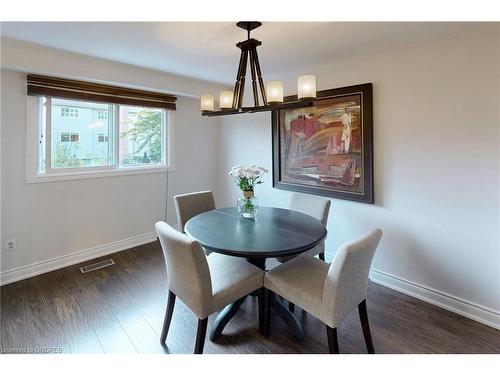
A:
184;207;327;258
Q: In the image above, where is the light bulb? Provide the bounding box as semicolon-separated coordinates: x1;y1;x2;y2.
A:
266;81;284;103
220;91;234;109
297;75;317;99
200;95;214;111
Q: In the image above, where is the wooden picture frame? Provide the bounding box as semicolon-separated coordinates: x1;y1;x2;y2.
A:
272;83;373;203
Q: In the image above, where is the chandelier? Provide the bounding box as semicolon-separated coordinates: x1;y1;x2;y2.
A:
201;22;318;116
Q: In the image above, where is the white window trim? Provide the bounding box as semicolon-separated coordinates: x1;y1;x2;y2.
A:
25;96;175;184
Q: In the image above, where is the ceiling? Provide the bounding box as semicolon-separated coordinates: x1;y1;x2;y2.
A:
1;22;477;84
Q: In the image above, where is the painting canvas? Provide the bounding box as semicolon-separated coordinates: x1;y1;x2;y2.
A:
272;83;373;203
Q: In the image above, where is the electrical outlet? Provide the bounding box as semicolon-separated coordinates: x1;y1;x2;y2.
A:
6;239;16;252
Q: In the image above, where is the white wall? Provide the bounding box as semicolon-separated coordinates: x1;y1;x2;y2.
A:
0;42;221;283
215;25;500;327
0;37;225;98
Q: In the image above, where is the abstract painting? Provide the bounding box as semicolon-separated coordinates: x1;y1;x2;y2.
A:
272;83;373;203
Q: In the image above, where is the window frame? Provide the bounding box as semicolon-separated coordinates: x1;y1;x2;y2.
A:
26;96;174;184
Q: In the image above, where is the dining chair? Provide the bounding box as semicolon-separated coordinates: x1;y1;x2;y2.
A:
174;190;215;255
276;193;331;312
276;193;331;263
174;190;215;233
155;221;265;354
263;228;383;354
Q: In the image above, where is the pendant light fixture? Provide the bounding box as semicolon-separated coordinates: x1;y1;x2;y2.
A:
201;22;317;116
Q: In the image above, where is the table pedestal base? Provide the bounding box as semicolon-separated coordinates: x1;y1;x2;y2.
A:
269;293;304;340
209;257;304;342
209;297;246;341
209;293;304;341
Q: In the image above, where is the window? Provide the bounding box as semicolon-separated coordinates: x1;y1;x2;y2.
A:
45;98;114;169
119;105;165;166
97;133;109;143
61;107;79;118
26;74;176;182
30;97;170;180
60;132;80;143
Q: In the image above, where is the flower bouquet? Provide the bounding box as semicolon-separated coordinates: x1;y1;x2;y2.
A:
229;165;268;219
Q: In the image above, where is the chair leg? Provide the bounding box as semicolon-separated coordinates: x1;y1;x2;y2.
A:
194;318;208;354
260;289;271;337
160;290;176;345
288;301;295;313
358;299;375;354
325;325;339;354
258;288;265;333
319;252;325;261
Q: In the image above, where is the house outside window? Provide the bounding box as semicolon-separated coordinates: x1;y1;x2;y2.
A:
61;107;79;118
60;132;80;143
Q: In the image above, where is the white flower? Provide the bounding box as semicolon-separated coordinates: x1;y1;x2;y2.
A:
229;165;268;189
229;165;244;176
246;171;257;179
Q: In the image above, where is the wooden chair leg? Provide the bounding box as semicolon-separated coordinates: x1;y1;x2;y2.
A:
261;289;271;337
258;288;265;333
319;252;325;261
160;290;176;345
194;318;208;354
326;325;339;354
358;299;375;353
288;301;295;313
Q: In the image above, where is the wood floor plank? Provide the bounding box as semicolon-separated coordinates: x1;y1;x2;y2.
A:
1;241;499;354
57;266;139;354
39;269;105;353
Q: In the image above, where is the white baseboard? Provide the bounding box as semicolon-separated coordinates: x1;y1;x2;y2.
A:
369;268;500;330
0;232;157;286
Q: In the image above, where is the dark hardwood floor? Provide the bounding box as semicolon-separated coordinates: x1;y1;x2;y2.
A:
1;241;499;354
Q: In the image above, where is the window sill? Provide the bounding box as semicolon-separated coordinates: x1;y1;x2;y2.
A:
26;165;172;184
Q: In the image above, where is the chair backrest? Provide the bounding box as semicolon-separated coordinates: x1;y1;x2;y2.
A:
289;193;331;225
322;229;383;326
174;191;216;233
155;221;214;318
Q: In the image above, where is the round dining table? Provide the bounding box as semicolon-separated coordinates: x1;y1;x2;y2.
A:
185;206;327;341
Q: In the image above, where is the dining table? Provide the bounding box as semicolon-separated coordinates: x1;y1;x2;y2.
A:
185;206;327;341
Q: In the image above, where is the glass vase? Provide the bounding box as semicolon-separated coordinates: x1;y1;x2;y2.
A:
237;190;259;219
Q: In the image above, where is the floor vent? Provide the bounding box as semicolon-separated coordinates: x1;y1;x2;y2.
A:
80;259;115;274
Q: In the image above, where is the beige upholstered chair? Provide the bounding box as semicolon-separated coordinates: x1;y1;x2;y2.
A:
277;193;331;312
277;193;331;263
174;190;215;255
264;228;383;354
174;190;215;233
155;221;264;354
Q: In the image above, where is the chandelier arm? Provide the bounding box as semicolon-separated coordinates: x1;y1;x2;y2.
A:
237;48;249;108
249;48;259;107
201;99;315;117
252;48;268;105
232;49;246;108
